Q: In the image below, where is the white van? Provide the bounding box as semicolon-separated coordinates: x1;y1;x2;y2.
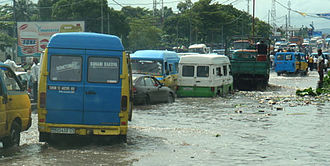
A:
176;54;233;97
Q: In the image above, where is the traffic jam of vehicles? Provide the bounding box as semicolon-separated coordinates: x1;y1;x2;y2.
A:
1;32;328;148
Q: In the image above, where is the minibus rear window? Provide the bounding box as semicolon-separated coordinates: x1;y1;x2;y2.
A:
197;66;209;77
88;57;119;83
182;66;194;77
276;54;285;60
50;55;82;82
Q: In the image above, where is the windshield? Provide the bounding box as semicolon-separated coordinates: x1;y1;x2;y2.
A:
131;59;163;75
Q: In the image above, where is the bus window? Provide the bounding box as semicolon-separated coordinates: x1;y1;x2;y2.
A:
175;62;179;73
197;66;209;77
277;54;285;60
131;59;162;75
88;57;119;83
286;54;292;60
216;67;222;76
182;66;194;77
50;55;82;82
169;64;173;73
223;66;227;76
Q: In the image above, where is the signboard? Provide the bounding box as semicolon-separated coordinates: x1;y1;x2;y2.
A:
17;21;85;57
313;31;322;37
316;13;330;20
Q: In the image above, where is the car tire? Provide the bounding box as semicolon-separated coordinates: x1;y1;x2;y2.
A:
3;121;21;148
167;93;174;103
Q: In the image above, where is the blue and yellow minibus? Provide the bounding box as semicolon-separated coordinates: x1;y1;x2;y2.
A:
130;50;180;90
275;52;308;76
38;32;132;142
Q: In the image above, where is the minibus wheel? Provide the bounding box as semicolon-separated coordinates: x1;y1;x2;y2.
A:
3;121;21;148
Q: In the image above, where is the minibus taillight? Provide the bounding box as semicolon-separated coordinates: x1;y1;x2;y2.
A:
211;87;215;92
133;87;136;93
40;92;46;108
121;96;127;111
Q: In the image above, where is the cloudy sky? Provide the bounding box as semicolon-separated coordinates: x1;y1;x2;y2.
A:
109;0;330;30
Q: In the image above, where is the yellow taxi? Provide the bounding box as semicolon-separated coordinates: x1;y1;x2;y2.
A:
0;63;31;148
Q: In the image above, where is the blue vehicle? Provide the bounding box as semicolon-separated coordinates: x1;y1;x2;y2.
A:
38;32;132;142
275;52;308;76
130;50;180;90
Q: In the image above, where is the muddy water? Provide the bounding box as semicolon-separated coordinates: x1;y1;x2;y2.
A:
1;71;329;165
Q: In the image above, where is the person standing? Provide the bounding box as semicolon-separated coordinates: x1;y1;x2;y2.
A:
4;55;20;71
31;58;40;103
317;49;325;87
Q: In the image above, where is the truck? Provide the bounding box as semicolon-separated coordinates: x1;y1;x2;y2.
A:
230;49;270;90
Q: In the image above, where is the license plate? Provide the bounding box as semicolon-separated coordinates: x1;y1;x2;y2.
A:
51;127;75;134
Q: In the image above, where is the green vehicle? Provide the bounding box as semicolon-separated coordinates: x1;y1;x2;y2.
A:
230;49;270;89
177;54;233;97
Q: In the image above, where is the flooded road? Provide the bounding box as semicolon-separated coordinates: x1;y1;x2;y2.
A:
1;70;329;165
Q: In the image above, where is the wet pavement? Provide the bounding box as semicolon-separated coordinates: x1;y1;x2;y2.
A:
1;70;329;165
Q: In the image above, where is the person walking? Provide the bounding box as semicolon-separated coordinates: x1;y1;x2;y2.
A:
31;58;40;103
317;49;325;87
4;55;20;71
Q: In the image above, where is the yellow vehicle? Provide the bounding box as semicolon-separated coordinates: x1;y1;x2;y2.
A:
0;63;32;148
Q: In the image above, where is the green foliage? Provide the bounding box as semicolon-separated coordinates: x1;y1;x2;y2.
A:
296;87;317;96
0;33;16;51
127;17;162;51
296;72;330;96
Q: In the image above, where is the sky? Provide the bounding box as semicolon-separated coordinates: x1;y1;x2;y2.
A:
108;0;330;30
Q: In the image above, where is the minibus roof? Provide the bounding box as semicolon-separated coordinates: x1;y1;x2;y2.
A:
131;50;179;60
48;32;124;51
179;54;230;64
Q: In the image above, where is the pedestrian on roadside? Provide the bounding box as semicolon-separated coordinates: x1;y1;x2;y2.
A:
308;54;313;71
317;49;325;87
31;58;40;103
4;55;20;72
313;54;318;70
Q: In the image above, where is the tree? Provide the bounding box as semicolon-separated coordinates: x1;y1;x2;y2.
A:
0;5;16;52
38;0;59;21
128;17;162;51
15;0;38;21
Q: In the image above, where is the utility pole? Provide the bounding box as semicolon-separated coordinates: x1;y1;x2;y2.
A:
271;0;276;35
252;0;255;38
107;12;110;34
101;0;103;33
285;15;288;40
13;0;17;61
288;0;291;27
153;0;157;16
288;0;291;37
247;0;250;14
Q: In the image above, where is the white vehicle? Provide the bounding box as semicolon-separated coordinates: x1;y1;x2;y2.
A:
176;54;233;97
288;43;299;52
188;44;211;54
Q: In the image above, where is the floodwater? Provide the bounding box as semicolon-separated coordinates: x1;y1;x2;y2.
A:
1;70;329;166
